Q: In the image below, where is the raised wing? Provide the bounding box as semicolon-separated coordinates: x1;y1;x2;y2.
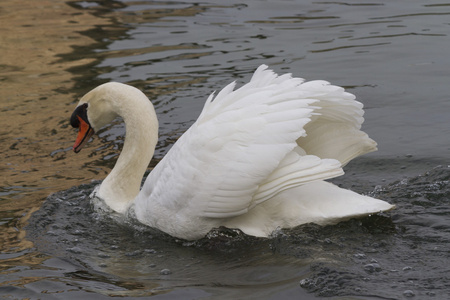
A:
298;80;377;165
138;65;346;220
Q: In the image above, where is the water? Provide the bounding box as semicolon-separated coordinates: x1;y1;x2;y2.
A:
1;0;449;299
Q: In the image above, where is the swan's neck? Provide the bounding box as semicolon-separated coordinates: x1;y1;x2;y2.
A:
97;89;158;213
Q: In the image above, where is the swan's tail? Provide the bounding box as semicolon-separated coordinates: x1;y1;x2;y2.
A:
224;181;395;238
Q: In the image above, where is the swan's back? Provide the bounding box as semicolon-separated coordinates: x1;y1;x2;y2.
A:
133;65;391;240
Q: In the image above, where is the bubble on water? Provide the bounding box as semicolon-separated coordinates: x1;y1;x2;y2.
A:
363;263;382;273
390;269;399;272
66;246;82;254
353;253;366;259
403;290;415;297
299;278;316;289
160;268;172;275
72;229;84;235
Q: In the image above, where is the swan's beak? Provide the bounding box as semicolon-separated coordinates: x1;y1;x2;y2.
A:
73;116;95;153
71;103;95;153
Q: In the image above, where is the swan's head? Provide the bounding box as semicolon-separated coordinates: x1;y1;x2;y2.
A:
70;83;122;153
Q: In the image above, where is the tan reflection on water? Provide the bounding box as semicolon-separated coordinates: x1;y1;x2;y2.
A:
0;0;207;259
0;0;112;254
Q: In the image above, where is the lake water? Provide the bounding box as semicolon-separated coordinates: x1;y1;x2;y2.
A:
1;0;449;299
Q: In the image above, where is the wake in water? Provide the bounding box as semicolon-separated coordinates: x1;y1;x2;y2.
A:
292;165;450;298
27;165;449;299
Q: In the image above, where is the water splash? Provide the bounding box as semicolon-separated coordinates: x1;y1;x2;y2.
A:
26;166;449;298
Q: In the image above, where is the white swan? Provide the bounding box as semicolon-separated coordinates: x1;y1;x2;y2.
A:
70;65;394;240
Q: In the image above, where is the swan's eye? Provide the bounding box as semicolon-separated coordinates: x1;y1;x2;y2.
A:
70;103;89;128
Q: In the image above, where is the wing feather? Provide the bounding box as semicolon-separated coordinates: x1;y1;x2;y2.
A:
138;65;351;220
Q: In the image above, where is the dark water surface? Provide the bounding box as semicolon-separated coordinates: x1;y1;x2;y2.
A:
1;0;449;299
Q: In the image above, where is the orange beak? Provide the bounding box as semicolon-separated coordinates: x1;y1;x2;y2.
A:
73;116;95;153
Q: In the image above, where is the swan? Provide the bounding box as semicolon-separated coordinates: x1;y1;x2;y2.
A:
70;65;394;240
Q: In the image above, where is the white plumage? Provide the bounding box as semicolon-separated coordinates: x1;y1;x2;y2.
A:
71;65;394;240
